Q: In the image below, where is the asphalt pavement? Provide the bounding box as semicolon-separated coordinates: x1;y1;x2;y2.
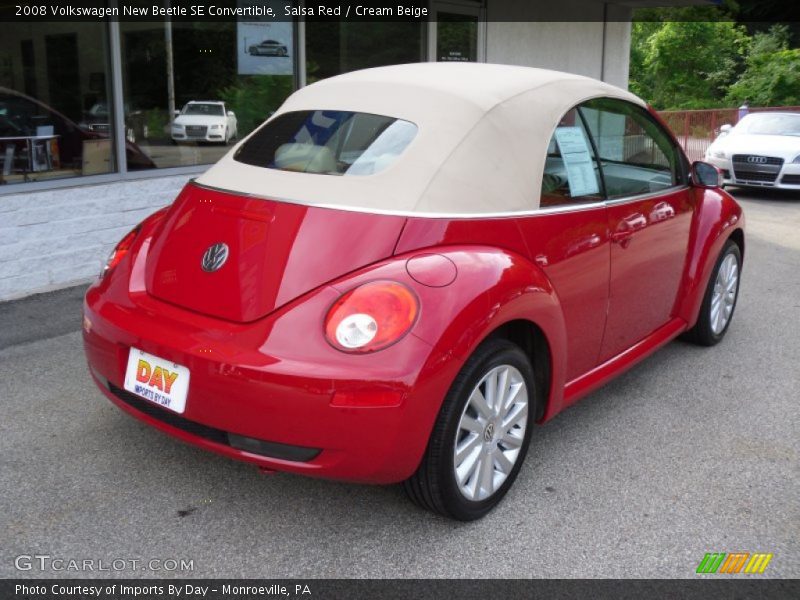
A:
1;188;798;579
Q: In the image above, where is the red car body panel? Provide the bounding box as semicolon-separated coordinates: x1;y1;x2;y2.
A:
84;206;567;482
398;207;611;382
677;186;745;328
84;179;743;484
145;185;406;323
600;187;694;361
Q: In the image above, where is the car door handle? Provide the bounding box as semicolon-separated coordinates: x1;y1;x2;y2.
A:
610;230;633;243
611;213;647;246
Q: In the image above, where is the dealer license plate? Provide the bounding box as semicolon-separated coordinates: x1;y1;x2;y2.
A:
123;348;190;414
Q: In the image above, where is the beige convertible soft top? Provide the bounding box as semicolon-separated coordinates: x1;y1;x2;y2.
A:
197;62;645;216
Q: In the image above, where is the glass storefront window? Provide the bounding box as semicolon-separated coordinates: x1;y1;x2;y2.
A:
306;22;424;83
0;23;116;185
0;6;480;188
119;20;294;171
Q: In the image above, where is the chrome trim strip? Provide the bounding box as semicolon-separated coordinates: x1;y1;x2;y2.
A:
604;186;690;206
527;201;608;216
191;182;690;220
191;182;609;219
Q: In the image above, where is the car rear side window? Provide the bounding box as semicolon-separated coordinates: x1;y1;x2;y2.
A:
234;110;417;176
540;108;605;207
579;98;684;199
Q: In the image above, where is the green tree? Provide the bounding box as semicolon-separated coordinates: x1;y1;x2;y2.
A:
726;25;800;106
628;20;661;100
636;20;749;109
218;76;293;138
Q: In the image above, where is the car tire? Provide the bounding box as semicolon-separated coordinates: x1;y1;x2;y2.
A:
403;338;536;520
683;239;741;346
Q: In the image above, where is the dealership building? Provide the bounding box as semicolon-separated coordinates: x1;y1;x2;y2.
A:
0;0;687;301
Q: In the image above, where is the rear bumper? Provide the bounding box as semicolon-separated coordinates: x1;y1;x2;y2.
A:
94;376;322;461
83;279;454;484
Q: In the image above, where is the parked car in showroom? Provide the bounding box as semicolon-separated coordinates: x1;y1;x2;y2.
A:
248;39;289;56
171;101;237;144
84;63;745;520
705;111;800;189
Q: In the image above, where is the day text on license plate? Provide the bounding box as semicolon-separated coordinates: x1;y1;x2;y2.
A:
123;348;190;414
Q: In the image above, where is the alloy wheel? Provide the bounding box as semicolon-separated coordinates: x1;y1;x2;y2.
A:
453;365;529;501
710;253;739;335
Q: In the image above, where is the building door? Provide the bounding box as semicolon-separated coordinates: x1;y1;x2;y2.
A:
428;2;485;62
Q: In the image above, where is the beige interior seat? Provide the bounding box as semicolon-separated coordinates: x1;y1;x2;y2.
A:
274;143;336;174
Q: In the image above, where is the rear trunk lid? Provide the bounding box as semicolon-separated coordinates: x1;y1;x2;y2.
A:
145;183;406;322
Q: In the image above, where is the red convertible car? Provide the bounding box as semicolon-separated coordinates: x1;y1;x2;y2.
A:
83;63;744;520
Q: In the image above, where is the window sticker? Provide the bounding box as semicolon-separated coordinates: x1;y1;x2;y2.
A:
554;127;600;197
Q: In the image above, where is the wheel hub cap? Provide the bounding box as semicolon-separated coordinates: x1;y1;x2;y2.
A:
710;253;739;335
453;364;529;501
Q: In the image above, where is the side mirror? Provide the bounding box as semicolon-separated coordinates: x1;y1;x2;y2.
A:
227;111;235;117
718;123;732;138
691;161;723;189
173;110;180;117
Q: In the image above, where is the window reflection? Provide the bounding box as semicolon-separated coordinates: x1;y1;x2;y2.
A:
120;21;293;170
306;22;424;83
0;23;119;184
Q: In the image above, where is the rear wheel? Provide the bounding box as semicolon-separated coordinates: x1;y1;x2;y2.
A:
684;239;741;346
403;339;535;520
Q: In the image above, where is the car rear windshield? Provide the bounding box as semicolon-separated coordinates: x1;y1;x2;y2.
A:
233;110;418;176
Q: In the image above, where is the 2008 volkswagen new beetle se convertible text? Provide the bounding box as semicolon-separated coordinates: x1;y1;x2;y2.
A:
83;63;745;520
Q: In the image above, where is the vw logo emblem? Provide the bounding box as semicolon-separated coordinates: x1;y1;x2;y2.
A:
201;243;229;272
747;156;768;164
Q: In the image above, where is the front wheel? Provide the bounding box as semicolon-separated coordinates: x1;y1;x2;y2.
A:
403;339;535;520
684;239;742;346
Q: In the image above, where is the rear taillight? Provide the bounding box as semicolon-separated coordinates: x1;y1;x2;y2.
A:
100;225;141;278
324;281;419;353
